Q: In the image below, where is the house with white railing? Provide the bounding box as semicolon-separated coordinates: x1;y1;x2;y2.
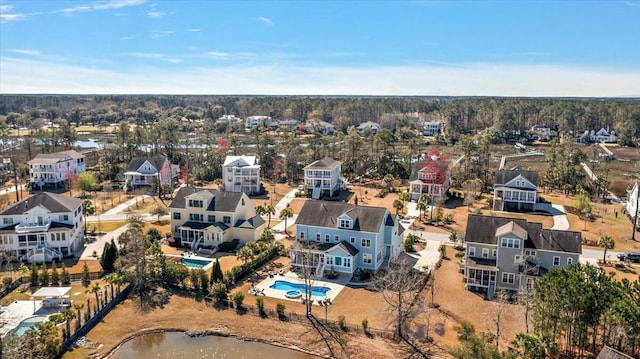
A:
303;157;343;199
0;192;84;263
493;170;539;212
291;201;404;277
168;187;265;250
222;155;261;194
124;154;178;191
29;150;85;191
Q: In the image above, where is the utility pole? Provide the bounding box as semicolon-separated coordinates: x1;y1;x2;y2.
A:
633;183;639;242
10;157;19;202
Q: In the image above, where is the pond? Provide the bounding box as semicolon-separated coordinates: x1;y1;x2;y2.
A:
111;331;319;359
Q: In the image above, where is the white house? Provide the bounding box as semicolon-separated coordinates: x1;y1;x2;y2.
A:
423;121;442;136
493;170;539;212
29;150;85;191
579;128;619;143
291;201;404;277
124;155;178;191
357;121;381;135
627;182;639;228
168;187;265;250
0;192;84;263
245;116;272;129
304;157;343;199
222;155;261;194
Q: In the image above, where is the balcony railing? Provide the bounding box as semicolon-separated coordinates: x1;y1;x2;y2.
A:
16;222;51;233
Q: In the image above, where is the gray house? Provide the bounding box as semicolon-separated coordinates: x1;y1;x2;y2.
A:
464;214;581;298
493;170;539;212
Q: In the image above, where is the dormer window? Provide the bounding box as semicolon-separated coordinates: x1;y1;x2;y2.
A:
188;199;203;208
338;219;351;229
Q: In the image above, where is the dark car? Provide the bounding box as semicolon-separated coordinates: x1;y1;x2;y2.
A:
618;252;640;263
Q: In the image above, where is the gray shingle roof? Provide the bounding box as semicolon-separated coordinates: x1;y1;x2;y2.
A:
169;187;244;212
0;192;82;215
179;221;229;231
296;201;390;233
596;346;634;359
28;150;84;165
494;170;539;187
304;157;341;170
465;214;582;254
126;154;169;172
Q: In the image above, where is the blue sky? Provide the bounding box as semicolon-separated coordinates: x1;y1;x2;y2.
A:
1;0;639;96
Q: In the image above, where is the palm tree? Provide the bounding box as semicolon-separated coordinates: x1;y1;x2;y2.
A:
416;200;428;222
598;235;614;263
73;303;84;329
237;246;253;265
399;191;410;212
62;308;75;338
393;199;403;215
213;178;224;191
90;283;101;312
258;204;276;228
279;205;294;234
82;199;95;235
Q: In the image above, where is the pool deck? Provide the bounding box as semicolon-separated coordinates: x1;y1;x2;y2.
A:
0;300;62;337
253;271;345;304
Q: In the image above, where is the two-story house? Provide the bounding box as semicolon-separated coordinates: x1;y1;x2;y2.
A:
463;214;581;298
304;157;343;199
245;116;272;129
222;155;261;194
408;154;450;202
303;119;335;136
0;192;84;263
168;187;265;250
124;155;178;191
493;170;539;212
29;150;85;190
423;121;442;137
356;121;381;135
291;201;403;278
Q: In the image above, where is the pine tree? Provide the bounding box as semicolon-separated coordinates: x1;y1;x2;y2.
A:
50;262;60;286
210;258;223;284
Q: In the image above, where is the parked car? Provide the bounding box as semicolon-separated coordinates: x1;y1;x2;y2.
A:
617;252;640;263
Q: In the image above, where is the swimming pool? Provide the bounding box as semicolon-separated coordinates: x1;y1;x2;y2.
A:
10;316;49;336
269;280;331;297
181;258;213;270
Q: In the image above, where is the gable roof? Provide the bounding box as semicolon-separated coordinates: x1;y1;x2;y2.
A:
465;214;581;254
169;187;246;212
296;200;388;233
126;154;169;172
304;157;341;170
223;155;259;167
495;221;528;239
596;346;634;359
0;192;82;215
494;170;539;187
28;150;84;165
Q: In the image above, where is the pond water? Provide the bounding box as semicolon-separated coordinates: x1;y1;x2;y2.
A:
111;331;319;359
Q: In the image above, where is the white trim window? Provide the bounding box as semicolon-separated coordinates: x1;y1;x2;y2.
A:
363;254;372;264
500;238;520;249
299;232;305;240
316;233;321;241
468;247;476;257
566;257;573;265
350;237;355;244
482;248;489;258
334;235;339;242
492;249;497;257
325;234;330;243
553;256;560;266
502;272;515;284
361;239;371;248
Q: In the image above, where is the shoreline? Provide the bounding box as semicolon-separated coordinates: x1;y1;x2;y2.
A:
99;327;327;359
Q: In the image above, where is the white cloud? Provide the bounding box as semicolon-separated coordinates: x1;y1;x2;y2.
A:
206;51;230;59
150;30;173;38
187;28;200;32
120;36;134;40
166;58;181;64
257;16;273;26
1;57;639;97
8;49;41;56
147;10;164;18
60;0;147;14
0;4;24;23
125;52;164;59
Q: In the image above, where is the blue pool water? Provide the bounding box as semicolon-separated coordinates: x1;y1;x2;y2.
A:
269;280;331;297
181;258;212;269
10;316;49;336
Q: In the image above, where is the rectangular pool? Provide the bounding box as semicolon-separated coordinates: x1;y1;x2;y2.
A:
181;258;213;270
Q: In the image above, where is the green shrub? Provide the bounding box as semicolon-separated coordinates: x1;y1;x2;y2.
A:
442;214;453;225
404;237;416;252
359;270;371;281
361;318;369;333
232;292;244;310
338;315;347;331
256;297;265;314
276;302;286;319
218;238;240;252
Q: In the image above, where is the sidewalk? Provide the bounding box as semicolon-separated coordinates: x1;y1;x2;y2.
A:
80;223;130;259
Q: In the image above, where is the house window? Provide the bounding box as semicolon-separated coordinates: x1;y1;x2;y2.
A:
188;199;203;208
59;215;69;221
300;232;305;240
334;235;339;242
344;258;351;267
339;219;351;228
361;239;371;247
515;255;521;263
567;257;574;265
553;256;560;266
524;250;536;257
3;218;13;224
223;216;231;224
482;249;489;258
189;214;203;221
500;238;520;249
316;233;321;241
326;257;333;265
173;212;181;220
492;249;497;257
468;247;476;257
208;215;216;223
350;237;355;244
502;272;515;284
335;257;342;266
325;234;330;243
363;254;372;264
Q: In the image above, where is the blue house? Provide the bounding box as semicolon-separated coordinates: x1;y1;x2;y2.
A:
291;201;404;277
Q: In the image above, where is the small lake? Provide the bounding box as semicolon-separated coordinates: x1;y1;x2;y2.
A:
111;331;319;359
